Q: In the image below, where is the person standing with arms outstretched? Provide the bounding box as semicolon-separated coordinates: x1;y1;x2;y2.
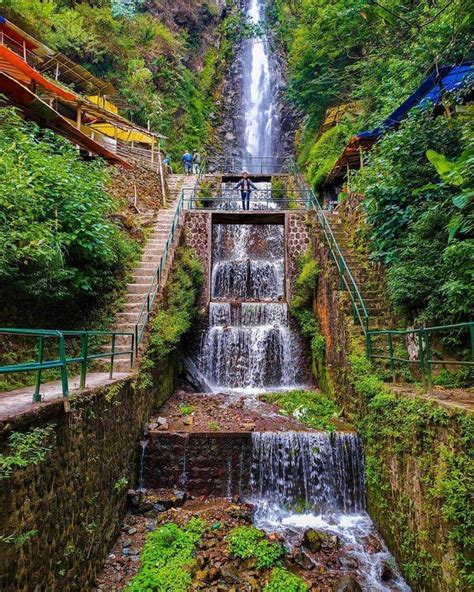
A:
234;171;258;210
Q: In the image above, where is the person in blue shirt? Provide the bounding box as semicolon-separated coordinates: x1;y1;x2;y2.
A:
182;150;193;174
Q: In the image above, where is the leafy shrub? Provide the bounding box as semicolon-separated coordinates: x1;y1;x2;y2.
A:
0;107;136;316
265;567;308;592
148;247;204;361
262;389;342;431
125;518;206;592
0;425;56;479
305;124;353;190
226;526;284;569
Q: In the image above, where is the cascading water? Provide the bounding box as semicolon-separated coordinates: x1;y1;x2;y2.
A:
240;0;281;165
249;432;410;591
190;223;309;391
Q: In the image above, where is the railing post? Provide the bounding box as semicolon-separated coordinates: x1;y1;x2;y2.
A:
59;334;69;397
417;331;426;387
388;332;396;383
34;336;44;403
80;333;88;389
423;329;433;390
130;333;135;367
339;259;344;290
135;324;139;356
110;333;116;379
470;323;474;361
366;327;372;360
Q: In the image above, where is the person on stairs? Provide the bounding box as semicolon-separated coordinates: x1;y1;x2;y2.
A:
192;149;201;174
182;150;193;174
234;171;258;210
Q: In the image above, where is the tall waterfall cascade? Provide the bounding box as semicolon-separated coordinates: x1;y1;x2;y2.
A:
191;223;308;391
241;0;281;163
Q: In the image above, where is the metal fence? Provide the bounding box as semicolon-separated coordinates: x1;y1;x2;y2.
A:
0;329;134;400
205;156;296;175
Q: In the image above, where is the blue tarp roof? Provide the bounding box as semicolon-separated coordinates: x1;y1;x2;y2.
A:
357;62;473;140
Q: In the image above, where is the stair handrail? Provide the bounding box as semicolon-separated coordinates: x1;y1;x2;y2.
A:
292;170;370;337
133;161;207;352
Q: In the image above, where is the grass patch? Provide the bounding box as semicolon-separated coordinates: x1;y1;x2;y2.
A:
125;517;206;592
261;389;343;432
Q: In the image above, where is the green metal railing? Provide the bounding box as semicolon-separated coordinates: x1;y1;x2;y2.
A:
133;161;207;352
367;323;474;385
302;185;370;344
0;328;134;401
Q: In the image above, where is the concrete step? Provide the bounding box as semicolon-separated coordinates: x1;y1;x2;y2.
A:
126;283;152;294
124;302;145;313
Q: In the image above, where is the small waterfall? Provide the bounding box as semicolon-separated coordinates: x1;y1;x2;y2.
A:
249;432;366;517
137;439;148;492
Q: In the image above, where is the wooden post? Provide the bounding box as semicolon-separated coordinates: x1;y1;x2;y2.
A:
55;62;59;81
151;138;155;165
23;40;27;62
76;104;82;130
158;138;167;208
346;160;351;192
359;145;364;168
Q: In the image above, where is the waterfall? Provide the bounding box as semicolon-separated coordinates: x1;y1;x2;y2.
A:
249;432;411;591
249;432;366;517
190;223;308;391
241;0;281;165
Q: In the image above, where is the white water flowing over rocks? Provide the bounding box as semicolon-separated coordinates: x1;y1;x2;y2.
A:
241;0;281;163
249;432;410;591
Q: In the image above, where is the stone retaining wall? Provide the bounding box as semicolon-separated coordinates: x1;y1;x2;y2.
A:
286;211;314;300
184;211;212;305
144;432;252;497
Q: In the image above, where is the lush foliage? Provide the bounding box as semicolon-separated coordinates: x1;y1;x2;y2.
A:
290;248;325;364
264;567;308;592
125;517;206;592
226;526;284;569
262;389;343;432
273;0;473;327
147;247;204;362
348;343;474;590
0;425;56;479
1;0;230;160
0;107;136;314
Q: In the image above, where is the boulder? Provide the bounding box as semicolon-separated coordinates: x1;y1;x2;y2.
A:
381;560;395;582
221;564;240;584
303;528;340;553
334;576;363;592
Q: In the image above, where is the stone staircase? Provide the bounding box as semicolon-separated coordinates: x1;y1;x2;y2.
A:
109;174;197;372
323;211;387;332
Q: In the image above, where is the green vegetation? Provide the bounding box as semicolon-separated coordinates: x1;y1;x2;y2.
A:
2;0;233;160
262;390;342;432
272;0;473;328
226;526;284;569
147;247;204;363
0;107;137;321
353;111;473;327
347;342;474;590
289;248;324;363
179;404;195;416
0;425;56;479
125;517;206;592
264;567;308;592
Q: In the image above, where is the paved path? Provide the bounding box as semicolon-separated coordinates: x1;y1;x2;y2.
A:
0;372;130;422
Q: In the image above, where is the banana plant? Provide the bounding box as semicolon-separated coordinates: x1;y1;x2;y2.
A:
426;148;474;241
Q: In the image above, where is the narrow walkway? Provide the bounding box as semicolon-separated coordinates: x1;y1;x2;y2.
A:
0;373;129;421
112;174;197;371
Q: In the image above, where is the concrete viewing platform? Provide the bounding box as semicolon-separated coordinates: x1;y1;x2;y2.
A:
0;372;130;422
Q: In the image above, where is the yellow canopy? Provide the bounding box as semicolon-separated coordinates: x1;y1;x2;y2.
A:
87;95;119;114
88;123;155;144
86;95;155;144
